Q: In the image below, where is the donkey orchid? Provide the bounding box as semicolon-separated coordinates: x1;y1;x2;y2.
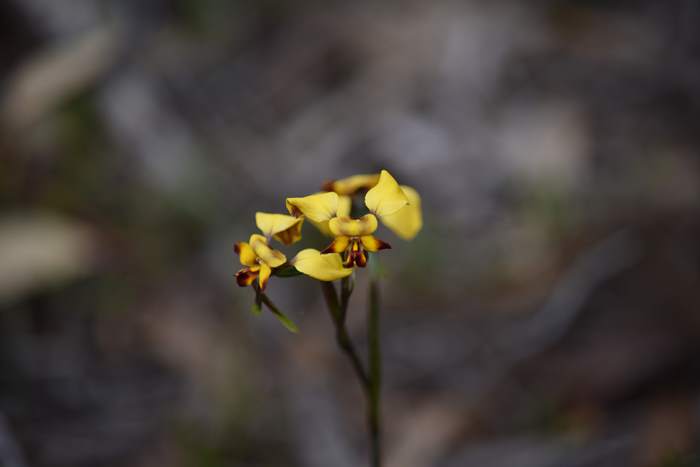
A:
234;234;286;290
286;170;418;271
233;168;423;464
322;171;422;240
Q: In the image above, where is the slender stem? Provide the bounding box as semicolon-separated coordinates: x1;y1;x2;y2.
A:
339;275;354;324
368;278;382;467
320;276;383;467
320;281;370;389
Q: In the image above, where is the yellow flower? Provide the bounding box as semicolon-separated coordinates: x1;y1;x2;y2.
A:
234;234;286;290
286;170;417;271
321;170;422;240
255;212;304;245
324;214;390;267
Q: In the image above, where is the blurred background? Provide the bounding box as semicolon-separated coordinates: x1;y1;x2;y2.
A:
1;0;700;466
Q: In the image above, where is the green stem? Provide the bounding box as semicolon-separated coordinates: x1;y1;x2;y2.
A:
368;278;382;467
339;275;354;324
320;276;383;467
320;281;370;389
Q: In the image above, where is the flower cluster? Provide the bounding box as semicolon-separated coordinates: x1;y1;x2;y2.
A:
234;170;422;293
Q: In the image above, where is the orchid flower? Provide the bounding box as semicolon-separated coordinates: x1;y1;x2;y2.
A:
233;212;302;290
322;171;423;240
286;170;421;276
234;234;286;290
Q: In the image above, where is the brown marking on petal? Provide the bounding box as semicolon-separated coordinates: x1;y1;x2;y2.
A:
374;237;391;250
321;180;336;192
341;247;367;268
234;242;242;254
323;236;350;254
275;229;292;245
235;268;258;287
343;253;354;268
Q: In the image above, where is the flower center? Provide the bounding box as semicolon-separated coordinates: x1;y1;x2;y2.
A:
343;237;368;268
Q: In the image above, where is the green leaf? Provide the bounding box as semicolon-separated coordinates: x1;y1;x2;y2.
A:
259;292;299;333
273;265;303;278
269;308;299;333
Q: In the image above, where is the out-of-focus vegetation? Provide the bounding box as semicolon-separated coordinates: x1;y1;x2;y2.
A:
1;0;700;466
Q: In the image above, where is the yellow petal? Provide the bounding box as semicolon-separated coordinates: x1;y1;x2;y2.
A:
285;192;339;223
249;234;286;268
322;235;350;254
235;267;259;287
291;249;353;281
360;235;391;252
337;195;352;217
364;170;409;217
380;185;423;240
258;263;272;290
322;173;380;196
234;242;257;267
255;212;304;245
328;214;378;237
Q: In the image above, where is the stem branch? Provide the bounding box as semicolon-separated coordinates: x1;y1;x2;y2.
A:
320;275;383;467
320;281;370;389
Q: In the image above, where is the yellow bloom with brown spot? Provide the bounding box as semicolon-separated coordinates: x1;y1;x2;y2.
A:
255;212;303;245
234;234;286;290
286;170;413;271
322;170;423;240
324;214;390;267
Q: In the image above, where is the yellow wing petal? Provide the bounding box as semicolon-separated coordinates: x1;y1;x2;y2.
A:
234;242;257;266
380;185;423;240
291;249;353;281
250;234;287;268
255;212;304;245
285;192;339;223
364;170;408;217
